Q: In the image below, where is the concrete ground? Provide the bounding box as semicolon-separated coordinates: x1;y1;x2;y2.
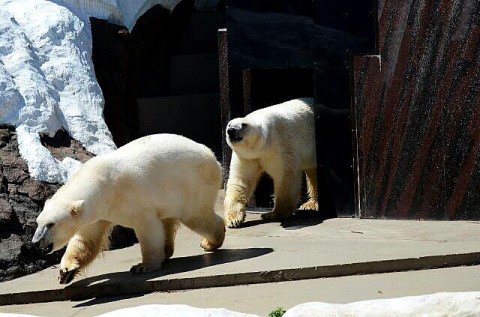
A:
1;211;480;316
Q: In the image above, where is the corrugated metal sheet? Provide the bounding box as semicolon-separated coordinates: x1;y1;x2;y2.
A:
353;0;480;219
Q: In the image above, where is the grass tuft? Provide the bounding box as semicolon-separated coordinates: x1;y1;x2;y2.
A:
268;307;286;317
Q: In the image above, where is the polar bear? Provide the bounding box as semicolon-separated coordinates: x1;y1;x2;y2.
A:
32;134;225;284
224;98;317;228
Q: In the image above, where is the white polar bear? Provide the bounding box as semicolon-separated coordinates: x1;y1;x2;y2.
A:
32;134;225;284
224;98;318;228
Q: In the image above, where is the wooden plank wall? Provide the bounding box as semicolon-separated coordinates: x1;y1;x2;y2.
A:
353;0;480;219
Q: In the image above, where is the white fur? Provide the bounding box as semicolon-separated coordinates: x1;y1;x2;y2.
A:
34;134;225;283
224;98;318;227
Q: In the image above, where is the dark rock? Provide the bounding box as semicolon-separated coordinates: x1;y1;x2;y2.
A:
0;197;13;228
0;139;21;157
40;129;95;163
9;194;39;229
18;178;57;202
0;234;23;264
0;147;26;167
0;128;11;147
3;167;29;184
1;149;29;184
7;183;18;195
0;171;7;193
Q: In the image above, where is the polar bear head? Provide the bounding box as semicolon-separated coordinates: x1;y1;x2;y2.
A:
226;117;268;159
32;199;85;253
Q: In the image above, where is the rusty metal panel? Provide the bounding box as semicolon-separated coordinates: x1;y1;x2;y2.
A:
218;29;232;186
353;0;480;219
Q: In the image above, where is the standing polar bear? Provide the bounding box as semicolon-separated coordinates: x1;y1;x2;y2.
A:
224;98;318;228
32;134;225;284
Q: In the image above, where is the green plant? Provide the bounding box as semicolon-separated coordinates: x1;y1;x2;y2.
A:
268;307;286;317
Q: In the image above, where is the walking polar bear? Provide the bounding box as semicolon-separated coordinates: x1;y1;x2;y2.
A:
224;98;318;228
32;134;225;284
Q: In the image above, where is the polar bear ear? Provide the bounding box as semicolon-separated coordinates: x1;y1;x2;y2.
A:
69;200;85;218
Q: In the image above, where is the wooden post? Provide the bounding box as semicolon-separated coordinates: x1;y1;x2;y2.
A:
242;68;256;208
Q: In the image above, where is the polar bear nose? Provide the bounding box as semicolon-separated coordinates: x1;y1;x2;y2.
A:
227;123;246;135
227;127;237;137
32;223;54;246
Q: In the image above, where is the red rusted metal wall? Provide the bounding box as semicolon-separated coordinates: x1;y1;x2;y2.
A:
353;0;480;219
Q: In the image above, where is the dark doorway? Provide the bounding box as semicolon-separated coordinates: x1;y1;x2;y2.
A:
224;0;377;217
227;68;315;208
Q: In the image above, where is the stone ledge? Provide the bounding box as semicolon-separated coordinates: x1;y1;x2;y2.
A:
1;252;479;306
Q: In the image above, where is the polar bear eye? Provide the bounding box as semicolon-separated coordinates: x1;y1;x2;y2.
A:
46;222;55;229
241;123;247;128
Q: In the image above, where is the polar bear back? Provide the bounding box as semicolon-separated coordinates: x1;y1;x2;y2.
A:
246;98;316;170
246;97;314;122
61;134;222;225
112;133;216;165
107;133;221;203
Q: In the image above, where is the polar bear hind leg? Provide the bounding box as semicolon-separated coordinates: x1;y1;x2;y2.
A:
261;167;303;221
130;212;166;274
187;158;225;249
183;211;225;251
299;168;319;210
162;218;180;259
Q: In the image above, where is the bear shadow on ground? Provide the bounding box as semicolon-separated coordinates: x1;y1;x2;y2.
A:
70;247;273;307
281;209;334;230
239;209;333;230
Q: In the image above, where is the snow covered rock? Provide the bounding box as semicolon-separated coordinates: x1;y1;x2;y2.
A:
284;292;480;317
0;0;116;183
0;0;221;184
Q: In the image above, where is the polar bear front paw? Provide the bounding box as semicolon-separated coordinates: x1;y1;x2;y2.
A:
200;238;222;251
225;212;245;228
58;267;79;284
129;263;161;274
299;200;319;211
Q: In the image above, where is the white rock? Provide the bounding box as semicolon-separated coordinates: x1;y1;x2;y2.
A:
95;304;258;317
284;292;480;317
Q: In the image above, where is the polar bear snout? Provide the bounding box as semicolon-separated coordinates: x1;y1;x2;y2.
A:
32;223;54;253
226;122;247;143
